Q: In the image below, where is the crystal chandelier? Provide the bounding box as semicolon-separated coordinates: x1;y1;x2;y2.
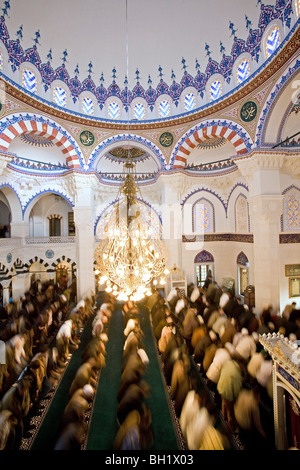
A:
94;156;169;302
94;0;168;301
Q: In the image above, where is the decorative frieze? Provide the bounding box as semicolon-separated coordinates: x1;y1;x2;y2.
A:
182;233;254;243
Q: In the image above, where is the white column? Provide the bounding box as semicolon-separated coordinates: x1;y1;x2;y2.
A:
160;175;183;270
1;279;11;306
235;152;285;314
12;273;28;301
248;194;283;314
10;221;30;239
73;175;97;300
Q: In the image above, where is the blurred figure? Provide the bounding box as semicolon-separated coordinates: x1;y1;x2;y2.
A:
114;404;153;450
217;358;243;432
170;347;191;415
0;410;18;450
56;319;73;365
69;358;98;397
53;422;83;450
117;381;151;425
1;379;31;446
61;384;94;429
234;387;267;449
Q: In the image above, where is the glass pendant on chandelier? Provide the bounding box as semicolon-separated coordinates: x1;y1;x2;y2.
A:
94;154;169;302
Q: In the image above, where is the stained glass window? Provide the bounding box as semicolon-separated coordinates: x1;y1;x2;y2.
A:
159;100;170;118
22;69;37;94
284;192;300;230
108;101;120;119
210;80;222;101
54;86;66;107
184;92;196;111
82;96;94;116
237;59;250;85
134;102;145;120
193;200;213;233
266;26;281;58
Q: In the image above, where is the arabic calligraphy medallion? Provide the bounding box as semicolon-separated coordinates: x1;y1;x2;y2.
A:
240;100;258;123
79;130;95;147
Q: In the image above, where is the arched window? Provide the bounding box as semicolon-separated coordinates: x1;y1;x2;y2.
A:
82;96;94;116
194;250;214;288
48;214;62;236
235;194;249;233
193;199;214;233
159;99;170;118
184;92;196;112
210;80;222;101
236;59;250;85
22;68;37;94
134;102;145;120
266;26;281;58
108;101;120;119
53;86;66;107
284;191;300;230
237;252;249;296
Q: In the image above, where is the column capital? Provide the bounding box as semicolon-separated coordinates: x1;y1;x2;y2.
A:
234;150;300;196
0;152;13;175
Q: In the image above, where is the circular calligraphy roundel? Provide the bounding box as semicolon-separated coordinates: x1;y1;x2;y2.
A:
159;131;174;147
240;100;258;123
79;130;95;147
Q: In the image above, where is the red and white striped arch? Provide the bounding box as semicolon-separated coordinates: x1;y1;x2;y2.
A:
0;119;81;169
173;125;248;169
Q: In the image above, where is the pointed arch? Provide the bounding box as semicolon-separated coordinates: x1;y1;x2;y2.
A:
87;133;167;170
171;120;252;169
192;197;215;233
194;250;214;263
0;114;82;169
237;251;249;266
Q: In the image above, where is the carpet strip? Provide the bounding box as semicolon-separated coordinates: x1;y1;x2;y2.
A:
85;304;181;450
30;313;95;450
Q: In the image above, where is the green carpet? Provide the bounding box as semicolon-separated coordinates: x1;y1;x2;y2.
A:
85;304;180;450
30;314;95;450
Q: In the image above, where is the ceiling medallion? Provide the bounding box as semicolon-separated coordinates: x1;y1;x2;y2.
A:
109;146;146;160
159;131;174;147
240;100;258;122
79;130;95;146
196;136;226;150
20;133;54;147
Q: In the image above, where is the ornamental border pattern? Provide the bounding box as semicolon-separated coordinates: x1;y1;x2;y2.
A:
0;19;299;131
182;233;254;243
279;233;300;243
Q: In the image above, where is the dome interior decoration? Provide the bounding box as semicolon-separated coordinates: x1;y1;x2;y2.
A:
0;0;296;120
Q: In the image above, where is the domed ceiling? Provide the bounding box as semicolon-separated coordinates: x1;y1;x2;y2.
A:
0;0;295;114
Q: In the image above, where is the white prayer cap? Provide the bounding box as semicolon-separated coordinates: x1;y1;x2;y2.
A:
83;384;94;399
137;348;149;365
209;330;217;342
175;298;185;314
252;331;259;342
100;333;108;343
124;318;136;336
76;300;85;309
100;303;111;313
